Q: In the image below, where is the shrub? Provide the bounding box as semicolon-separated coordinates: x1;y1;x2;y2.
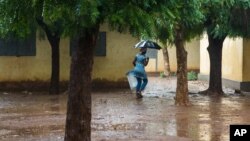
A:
187;71;197;81
160;72;166;78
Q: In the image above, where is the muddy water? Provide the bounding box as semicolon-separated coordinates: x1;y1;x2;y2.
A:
0;77;250;141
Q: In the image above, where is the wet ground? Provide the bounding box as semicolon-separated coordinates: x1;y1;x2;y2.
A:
0;77;250;141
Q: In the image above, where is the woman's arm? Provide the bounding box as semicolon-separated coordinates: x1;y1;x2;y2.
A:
133;57;137;66
144;57;149;66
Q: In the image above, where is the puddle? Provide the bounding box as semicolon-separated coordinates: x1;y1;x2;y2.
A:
0;77;250;141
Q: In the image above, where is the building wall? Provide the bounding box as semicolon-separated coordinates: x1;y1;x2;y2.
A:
222;38;243;81
93;24;138;81
146;39;200;72
0;37;67;81
243;39;250;81
0;24;139;82
199;35;243;82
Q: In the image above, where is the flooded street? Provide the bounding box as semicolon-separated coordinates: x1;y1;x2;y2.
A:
0;77;250;141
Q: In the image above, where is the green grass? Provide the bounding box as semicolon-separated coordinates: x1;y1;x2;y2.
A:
187;71;198;81
160;72;166;78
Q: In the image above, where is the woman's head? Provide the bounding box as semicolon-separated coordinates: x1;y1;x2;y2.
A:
140;48;147;54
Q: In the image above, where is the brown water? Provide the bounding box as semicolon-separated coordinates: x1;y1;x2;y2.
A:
0;77;250;141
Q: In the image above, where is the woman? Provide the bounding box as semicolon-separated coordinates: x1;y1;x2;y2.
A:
131;47;149;98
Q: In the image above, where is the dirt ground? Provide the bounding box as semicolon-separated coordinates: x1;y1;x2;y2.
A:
0;77;250;141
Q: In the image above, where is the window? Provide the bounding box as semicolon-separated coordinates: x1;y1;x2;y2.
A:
0;33;36;56
70;32;106;56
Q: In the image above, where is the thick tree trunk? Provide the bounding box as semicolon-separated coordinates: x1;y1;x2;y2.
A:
201;35;226;95
49;38;60;94
174;30;189;106
64;26;99;141
162;46;171;76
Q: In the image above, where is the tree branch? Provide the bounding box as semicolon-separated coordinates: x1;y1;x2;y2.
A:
36;17;53;39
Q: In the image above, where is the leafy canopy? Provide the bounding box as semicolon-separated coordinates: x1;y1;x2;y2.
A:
141;0;205;45
0;0;35;38
203;0;250;39
0;0;208;45
0;0;178;40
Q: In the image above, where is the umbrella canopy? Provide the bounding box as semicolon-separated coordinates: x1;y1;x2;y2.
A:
134;40;161;50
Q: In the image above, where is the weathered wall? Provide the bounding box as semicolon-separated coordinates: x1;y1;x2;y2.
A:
0;24;138;82
243;39;250;81
93;24;138;81
222;38;243;81
199;35;243;82
146;39;200;72
0;37;69;81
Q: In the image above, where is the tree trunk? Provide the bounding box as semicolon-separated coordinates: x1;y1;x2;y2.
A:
201;35;226;95
162;46;171;76
36;18;61;94
174;30;189;106
49;38;60;94
64;26;99;141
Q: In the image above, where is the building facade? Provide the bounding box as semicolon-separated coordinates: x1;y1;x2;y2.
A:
199;35;250;92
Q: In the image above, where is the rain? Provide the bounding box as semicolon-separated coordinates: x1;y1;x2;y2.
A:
1;77;250;141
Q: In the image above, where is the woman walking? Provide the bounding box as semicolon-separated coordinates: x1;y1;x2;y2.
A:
130;47;149;98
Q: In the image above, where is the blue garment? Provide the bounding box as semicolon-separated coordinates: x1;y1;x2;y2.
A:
131;53;148;79
136;77;148;92
127;53;148;92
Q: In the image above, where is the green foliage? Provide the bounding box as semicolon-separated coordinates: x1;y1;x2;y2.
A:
160;72;166;78
187;71;198;81
1;0;250;42
230;8;250;38
159;72;177;78
141;0;205;45
0;0;36;38
0;0;173;39
108;1;161;38
171;72;177;76
203;0;250;39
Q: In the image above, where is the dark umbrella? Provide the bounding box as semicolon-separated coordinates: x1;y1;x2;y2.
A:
134;40;161;50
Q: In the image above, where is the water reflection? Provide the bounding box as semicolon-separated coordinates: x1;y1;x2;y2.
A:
0;92;66;141
49;97;60;112
176;109;189;137
0;90;250;141
205;96;222;141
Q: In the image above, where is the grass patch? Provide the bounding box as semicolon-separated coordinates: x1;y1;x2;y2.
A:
187;71;198;81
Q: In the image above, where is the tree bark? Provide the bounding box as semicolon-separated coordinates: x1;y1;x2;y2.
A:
201;35;226;95
64;26;99;141
36;18;60;94
162;46;171;76
49;37;60;94
174;29;189;106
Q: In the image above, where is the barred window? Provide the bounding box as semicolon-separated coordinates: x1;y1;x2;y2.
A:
0;33;36;56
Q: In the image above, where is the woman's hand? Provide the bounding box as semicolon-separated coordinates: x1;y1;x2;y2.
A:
144;57;149;66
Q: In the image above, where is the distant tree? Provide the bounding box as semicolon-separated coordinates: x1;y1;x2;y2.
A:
162;47;171;76
34;0;63;94
152;18;172;77
200;0;250;95
140;0;204;105
0;0;63;94
154;0;204;105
